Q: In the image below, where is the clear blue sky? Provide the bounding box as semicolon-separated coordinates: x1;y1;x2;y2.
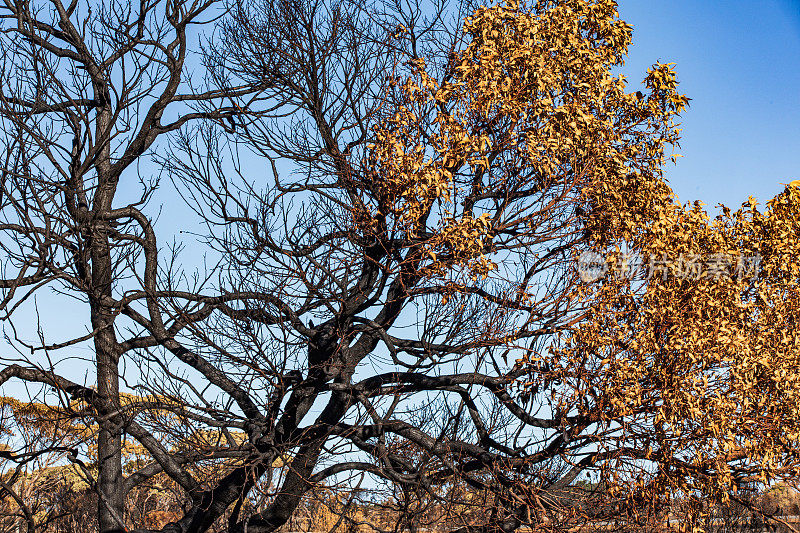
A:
618;0;800;209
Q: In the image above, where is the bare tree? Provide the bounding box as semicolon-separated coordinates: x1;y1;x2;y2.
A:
127;0;664;531
0;0;261;530
1;0;773;532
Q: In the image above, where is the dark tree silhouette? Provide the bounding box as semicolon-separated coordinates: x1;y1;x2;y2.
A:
4;1;796;533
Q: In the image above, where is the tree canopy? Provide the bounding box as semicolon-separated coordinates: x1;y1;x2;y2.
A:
0;0;798;532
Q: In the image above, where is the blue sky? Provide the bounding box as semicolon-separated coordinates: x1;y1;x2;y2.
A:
618;0;800;210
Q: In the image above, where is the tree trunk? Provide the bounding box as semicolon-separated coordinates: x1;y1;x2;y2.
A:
92;232;124;533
